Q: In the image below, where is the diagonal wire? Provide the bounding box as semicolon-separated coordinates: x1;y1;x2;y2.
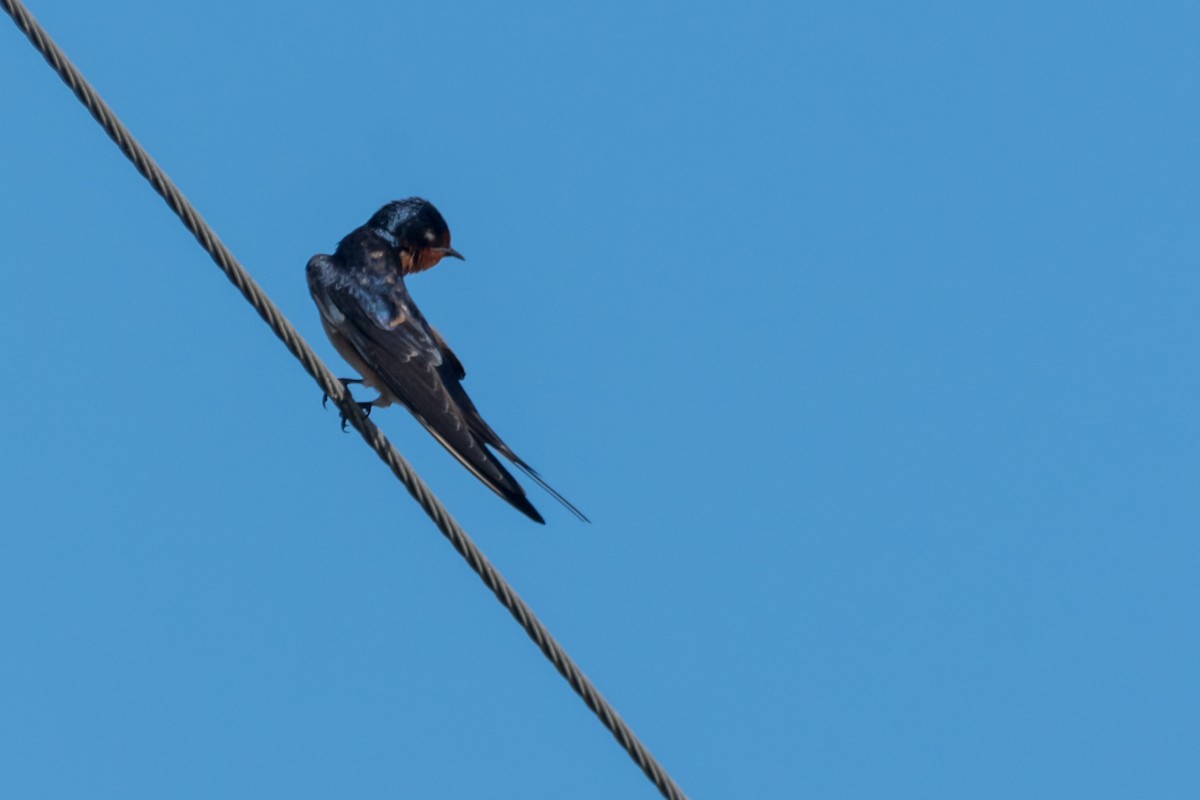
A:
2;2;688;798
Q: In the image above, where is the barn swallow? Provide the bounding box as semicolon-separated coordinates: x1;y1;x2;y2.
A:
306;198;587;524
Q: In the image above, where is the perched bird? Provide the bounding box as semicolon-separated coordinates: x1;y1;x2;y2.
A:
306;198;587;524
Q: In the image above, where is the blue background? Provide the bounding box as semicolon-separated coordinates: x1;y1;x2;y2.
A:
3;1;1198;797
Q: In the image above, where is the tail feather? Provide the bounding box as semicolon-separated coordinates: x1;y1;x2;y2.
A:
413;414;546;524
509;456;590;524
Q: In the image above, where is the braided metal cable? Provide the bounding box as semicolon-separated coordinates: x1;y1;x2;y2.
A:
3;2;687;798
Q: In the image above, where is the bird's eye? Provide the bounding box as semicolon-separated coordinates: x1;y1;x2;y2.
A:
423;229;437;243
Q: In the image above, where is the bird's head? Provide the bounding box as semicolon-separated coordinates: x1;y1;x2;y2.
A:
368;197;465;273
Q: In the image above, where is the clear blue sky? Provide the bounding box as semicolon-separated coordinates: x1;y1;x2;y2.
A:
3;1;1198;797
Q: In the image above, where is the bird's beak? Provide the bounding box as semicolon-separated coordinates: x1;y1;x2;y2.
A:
440;247;465;261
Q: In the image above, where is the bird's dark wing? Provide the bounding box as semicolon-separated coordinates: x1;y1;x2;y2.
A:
429;326;465;381
428;329;590;523
307;253;545;523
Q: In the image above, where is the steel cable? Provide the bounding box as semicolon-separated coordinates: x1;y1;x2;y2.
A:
2;2;687;797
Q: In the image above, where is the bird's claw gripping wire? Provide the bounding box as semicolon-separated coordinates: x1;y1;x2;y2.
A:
321;377;364;409
338;401;374;431
322;378;373;431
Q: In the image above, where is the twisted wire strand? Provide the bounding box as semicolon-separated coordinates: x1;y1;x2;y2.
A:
2;2;686;798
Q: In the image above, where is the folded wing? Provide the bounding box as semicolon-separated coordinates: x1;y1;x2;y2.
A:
308;253;546;523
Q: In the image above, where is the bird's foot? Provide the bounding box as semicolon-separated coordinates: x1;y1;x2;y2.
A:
322;378;364;409
339;401;375;432
321;378;374;431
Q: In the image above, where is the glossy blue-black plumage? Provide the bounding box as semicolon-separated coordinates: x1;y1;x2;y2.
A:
306;198;587;524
